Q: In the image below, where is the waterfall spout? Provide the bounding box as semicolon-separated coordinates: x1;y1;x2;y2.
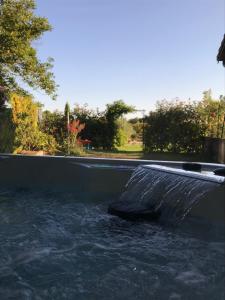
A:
108;165;225;224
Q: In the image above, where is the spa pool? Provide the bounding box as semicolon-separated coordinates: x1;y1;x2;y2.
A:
0;188;224;300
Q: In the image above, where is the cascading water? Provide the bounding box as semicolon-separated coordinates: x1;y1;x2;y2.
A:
108;165;225;224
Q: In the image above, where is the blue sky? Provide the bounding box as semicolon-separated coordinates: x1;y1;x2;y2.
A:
34;0;225;113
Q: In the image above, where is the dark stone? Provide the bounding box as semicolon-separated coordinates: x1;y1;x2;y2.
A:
182;163;202;172
213;167;225;176
108;199;161;221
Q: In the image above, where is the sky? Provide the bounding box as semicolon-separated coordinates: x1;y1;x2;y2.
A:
33;0;225;113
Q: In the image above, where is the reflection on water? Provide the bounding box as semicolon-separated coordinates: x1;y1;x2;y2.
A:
0;190;224;300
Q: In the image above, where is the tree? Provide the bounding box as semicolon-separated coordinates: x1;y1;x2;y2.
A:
11;94;57;153
73;103;108;149
0;0;57;101
64;102;70;146
64;102;70;125
72;101;135;150
197;90;225;138
105;100;135;149
115;118;135;147
129;118;143;141
40;110;65;146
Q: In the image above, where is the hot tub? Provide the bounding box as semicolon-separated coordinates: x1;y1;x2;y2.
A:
0;154;224;299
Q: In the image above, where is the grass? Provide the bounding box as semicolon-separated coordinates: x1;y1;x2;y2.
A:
85;150;143;159
117;143;143;152
84;143;143;159
84;143;210;162
56;143;210;162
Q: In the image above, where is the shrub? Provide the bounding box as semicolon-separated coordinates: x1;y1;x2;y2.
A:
11;94;57;154
63;119;85;156
144;100;206;154
14;128;57;154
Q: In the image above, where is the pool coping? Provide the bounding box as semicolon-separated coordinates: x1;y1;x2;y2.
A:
0;153;224;171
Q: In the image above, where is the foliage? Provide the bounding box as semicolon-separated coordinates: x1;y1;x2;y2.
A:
0;0;57;99
129;118;143;141
68;119;85;137
11;93;39;127
41;106;86;155
64;102;70;121
73;104;110;149
115;118;135;147
13;127;57;154
197;90;225;139
64;119;85;155
144;100;206;153
11;94;57;153
73;101;135;150
40;110;66;146
105;100;135;120
105;100;135;149
4;91;224;157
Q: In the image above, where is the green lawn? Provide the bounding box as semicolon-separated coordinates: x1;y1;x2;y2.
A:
85;143;209;162
116;143;143;152
85;143;143;159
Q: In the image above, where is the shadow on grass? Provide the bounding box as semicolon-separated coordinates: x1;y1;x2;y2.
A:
85;149;212;162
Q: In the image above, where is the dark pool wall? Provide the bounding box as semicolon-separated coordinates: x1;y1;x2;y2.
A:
0;155;134;196
0;154;224;222
0;154;224;193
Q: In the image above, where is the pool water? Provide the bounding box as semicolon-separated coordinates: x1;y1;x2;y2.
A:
0;189;224;300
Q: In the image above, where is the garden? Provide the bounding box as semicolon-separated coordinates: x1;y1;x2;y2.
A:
0;90;225;163
0;0;224;162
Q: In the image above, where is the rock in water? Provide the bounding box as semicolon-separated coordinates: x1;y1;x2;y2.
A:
108;198;161;221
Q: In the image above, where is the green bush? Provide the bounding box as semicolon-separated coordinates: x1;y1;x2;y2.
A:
115;118;135;147
62;139;85;156
14;128;57;154
144;100;206;154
